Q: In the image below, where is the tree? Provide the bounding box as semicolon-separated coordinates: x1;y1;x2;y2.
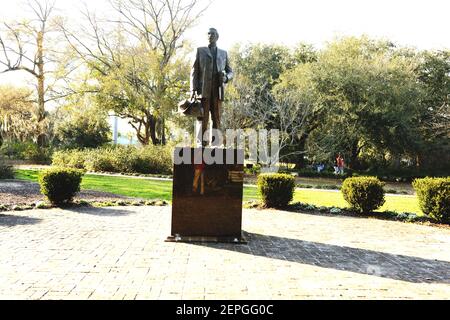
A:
415;50;450;169
274;60;326;167
224;43;316;165
0;0;60;123
224;78;312;165
53;97;111;150
91;45;190;145
0;85;38;143
59;0;208;145
229;44;294;93
417;50;450;140
277;37;423;169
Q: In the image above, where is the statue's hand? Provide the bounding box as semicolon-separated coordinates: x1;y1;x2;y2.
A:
222;71;228;83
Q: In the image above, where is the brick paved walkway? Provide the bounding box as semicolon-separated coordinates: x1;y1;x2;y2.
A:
0;206;449;300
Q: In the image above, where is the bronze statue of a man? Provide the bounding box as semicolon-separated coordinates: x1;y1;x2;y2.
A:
191;28;233;145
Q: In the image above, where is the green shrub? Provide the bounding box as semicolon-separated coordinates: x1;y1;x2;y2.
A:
257;173;296;208
52;149;87;169
0;141;29;159
52;145;173;175
341;177;386;214
0;159;14;179
0;141;52;163
51;150;69;167
244;164;261;175
54;107;111;150
134;146;172;175
38;168;84;206
111;146;139;173
22;144;53;164
85;149;117;172
413;177;450;223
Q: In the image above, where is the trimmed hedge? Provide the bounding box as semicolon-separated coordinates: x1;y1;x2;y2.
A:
257;173;296;208
52;145;173;175
38;168;84;206
341;177;386;214
52;149;86;169
413;177;450;223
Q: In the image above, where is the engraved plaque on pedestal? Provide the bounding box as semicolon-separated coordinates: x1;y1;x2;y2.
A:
167;147;245;243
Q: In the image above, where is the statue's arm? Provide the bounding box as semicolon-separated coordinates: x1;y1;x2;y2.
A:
190;48;201;94
224;52;234;83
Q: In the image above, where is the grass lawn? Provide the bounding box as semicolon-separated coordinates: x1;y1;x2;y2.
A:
293;190;421;215
15;169;421;215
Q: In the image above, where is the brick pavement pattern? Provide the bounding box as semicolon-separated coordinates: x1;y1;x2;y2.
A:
0;206;449;300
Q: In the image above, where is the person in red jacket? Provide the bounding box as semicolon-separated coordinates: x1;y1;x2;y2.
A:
336;153;345;175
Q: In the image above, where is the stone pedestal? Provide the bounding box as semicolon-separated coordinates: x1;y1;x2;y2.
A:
167;147;246;243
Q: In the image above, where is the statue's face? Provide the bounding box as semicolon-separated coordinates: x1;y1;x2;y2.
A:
208;29;219;45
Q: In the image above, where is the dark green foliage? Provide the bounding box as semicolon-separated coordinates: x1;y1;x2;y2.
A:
0;159;14;179
38;168;84;206
244;164;262;175
0;141;30;159
413;177;450;223
230;44;297;91
22;144;53;164
341;177;386;214
361;167;448;183
0;141;52;164
54;108;111;150
257;173;296;208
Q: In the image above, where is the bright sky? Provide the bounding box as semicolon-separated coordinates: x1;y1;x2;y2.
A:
1;0;449;132
1;0;449;49
193;0;450;51
1;0;449;83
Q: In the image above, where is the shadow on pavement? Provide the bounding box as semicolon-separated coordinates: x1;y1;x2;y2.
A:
0;214;43;227
66;206;133;217
194;231;450;284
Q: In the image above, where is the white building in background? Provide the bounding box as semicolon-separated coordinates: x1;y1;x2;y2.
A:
108;115;139;146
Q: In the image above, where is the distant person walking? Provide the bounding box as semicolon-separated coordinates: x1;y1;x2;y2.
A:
333;158;339;174
317;163;325;173
336;153;345;175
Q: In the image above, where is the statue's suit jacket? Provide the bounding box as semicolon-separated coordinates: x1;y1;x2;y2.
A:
191;47;234;101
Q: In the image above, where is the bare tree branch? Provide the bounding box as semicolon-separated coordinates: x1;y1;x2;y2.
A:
0;0;60;124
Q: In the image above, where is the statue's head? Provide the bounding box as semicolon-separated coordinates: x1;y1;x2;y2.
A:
208;28;219;46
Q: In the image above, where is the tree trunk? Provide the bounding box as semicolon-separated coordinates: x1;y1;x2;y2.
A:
161;117;166;145
136;130;150;145
348;140;361;170
149;117;160;145
391;154;401;169
36;31;45;123
131;116;162;146
416;153;423;169
292;136;307;169
131;120;149;145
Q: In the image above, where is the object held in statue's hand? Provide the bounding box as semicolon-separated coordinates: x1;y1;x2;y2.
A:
178;98;204;118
